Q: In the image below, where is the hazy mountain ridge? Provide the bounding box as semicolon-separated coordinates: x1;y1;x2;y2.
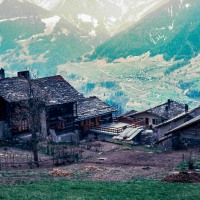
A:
0;0;92;76
90;0;200;62
26;0;166;46
0;0;169;76
0;0;199;111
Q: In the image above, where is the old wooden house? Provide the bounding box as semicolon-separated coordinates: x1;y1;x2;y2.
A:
0;69;116;141
75;96;116;133
155;105;200;139
158;115;200;149
123;99;187;127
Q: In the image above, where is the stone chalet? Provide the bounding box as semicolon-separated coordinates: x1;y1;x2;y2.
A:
0;69;116;141
123;99;188;127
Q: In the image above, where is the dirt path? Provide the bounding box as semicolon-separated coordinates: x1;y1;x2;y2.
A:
0;144;199;184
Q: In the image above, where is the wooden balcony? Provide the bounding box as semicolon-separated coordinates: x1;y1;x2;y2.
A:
91;122;140;134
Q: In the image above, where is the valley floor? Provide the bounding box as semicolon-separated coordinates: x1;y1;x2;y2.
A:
57;59;200;114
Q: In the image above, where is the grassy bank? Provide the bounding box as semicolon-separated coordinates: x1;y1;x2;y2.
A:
0;179;200;200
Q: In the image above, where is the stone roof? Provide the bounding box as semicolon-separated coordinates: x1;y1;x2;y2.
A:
165;115;200;136
155;105;200;128
125;100;186;120
121;109;137;117
76;96;116;121
36;76;84;106
0;75;84;105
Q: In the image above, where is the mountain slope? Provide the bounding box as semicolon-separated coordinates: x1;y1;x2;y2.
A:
0;0;92;76
90;0;200;62
28;0;166;46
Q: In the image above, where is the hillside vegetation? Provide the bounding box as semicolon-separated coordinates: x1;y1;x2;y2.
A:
90;0;200;62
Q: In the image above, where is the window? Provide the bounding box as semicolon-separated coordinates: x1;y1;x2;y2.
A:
91;118;95;123
73;103;77;116
152;119;161;125
56;121;71;130
61;122;68;129
20;119;29;131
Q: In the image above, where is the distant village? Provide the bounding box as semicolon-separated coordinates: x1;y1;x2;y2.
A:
0;68;200;151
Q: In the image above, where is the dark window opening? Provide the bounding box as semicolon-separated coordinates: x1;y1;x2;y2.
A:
0;99;5;121
152;119;161;125
20;119;29;131
91;118;95;123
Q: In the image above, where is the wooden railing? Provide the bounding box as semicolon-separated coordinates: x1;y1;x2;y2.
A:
91;123;140;134
116;116;146;127
91;126;124;134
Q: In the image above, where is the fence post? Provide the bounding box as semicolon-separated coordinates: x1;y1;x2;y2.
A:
5;155;8;171
12;154;15;167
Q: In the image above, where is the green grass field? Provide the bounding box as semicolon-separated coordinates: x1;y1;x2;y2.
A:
1;180;200;200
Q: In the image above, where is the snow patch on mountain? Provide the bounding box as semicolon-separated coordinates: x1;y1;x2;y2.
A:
61;28;69;36
168;20;175;31
41;15;60;35
185;3;191;8
77;14;99;28
168;6;173;17
89;30;96;37
109;17;117;22
0;17;27;23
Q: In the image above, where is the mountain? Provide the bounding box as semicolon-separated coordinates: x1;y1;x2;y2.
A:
0;0;199;112
90;0;200;62
0;0;168;77
27;0;166;46
0;0;92;76
84;0;200;105
27;0;63;10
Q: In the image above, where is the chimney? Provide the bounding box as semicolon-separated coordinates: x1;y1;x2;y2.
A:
18;71;30;79
165;105;169;119
185;104;189;113
0;68;5;79
167;99;171;109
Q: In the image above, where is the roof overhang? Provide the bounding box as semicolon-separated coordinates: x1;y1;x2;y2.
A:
75;111;115;122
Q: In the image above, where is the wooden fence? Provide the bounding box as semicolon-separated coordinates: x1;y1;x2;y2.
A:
0;144;82;171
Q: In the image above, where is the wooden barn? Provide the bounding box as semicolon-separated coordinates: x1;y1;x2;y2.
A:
155;105;200;139
159;115;200;149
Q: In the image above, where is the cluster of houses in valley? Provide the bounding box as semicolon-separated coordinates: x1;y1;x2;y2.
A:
0;68;200;150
